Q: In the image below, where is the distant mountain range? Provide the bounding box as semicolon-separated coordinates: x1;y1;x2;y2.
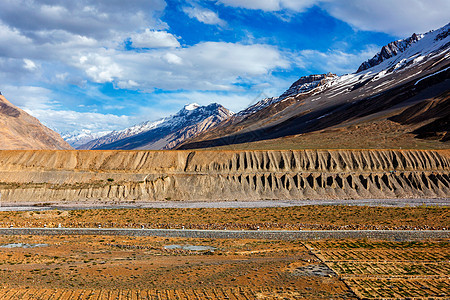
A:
1;23;448;151
76;103;233;150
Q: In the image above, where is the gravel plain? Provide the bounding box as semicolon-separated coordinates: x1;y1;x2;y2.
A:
0;198;448;211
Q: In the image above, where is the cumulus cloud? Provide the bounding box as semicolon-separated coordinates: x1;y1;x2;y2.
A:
25;108;131;134
1;85;55;110
23;59;38;71
182;6;226;26
0;0;167;40
1;85;131;134
71;42;289;90
131;29;180;48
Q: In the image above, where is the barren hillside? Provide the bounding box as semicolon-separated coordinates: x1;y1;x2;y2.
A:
0;95;72;150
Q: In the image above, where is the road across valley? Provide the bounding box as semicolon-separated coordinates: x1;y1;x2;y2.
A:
0;227;448;241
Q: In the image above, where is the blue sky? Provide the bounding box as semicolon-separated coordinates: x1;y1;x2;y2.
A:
0;0;449;135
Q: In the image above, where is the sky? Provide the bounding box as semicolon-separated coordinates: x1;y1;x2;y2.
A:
0;0;449;135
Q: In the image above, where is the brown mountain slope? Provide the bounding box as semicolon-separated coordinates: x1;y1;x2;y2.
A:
0;95;72;150
178;50;450;151
178;89;450;151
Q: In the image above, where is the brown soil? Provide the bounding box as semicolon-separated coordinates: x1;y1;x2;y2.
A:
0;236;447;299
307;239;449;299
0;205;448;230
0;235;354;299
208;119;450;151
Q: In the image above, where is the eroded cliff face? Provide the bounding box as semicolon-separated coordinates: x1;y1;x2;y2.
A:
0;150;448;202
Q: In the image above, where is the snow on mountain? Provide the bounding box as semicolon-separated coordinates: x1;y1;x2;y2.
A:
237;73;337;117
62;129;112;148
357;33;422;72
357;23;450;74
236;23;450;120
78;103;233;150
184;103;200;110
242;23;450;119
83;118;167;149
178;23;450;150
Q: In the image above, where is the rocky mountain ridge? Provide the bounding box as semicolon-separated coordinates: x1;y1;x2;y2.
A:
237;73;336;117
179;23;450;150
357;32;421;72
78;103;233;150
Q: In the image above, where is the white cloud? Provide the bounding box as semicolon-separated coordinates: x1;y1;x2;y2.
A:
322;0;450;37
163;53;183;65
1;85;131;134
218;0;316;12
131;29;180;48
219;0;450;37
182;6;226;26
23;59;38;71
71;42;289;90
77;52;123;83
0;0;167;40
25;108;131;134
1;85;55;110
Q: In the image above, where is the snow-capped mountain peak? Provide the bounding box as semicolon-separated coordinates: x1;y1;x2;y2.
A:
184;103;200;111
357;23;450;73
62;129;112;148
77;103;233;150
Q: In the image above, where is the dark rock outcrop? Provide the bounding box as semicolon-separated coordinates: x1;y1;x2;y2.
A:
357;33;420;72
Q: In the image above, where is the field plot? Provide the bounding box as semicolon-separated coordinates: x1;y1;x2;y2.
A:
345;278;449;299
0;287;263;300
308;240;450;299
0;235;355;299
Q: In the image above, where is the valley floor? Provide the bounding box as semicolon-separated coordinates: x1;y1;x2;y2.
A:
0;204;448;299
0;235;448;299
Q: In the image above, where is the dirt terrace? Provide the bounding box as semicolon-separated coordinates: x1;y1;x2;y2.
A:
0;149;449;202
